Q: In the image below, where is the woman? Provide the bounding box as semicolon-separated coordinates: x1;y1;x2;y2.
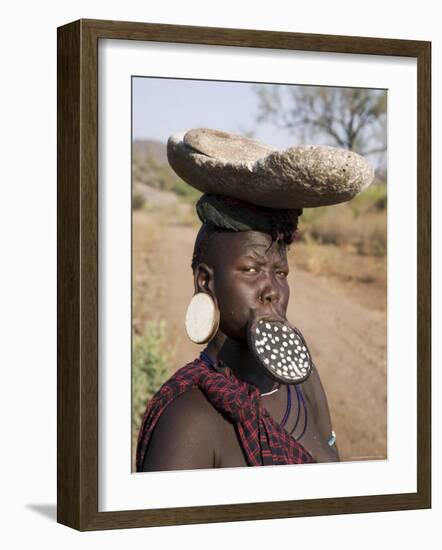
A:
136;128;374;471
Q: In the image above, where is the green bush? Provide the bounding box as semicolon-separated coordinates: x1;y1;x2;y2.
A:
132;191;145;210
349;184;387;215
172;177;202;202
353;216;387;256
132;320;175;436
298;184;387;256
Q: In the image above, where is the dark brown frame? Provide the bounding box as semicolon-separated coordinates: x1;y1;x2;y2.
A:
57;18;431;531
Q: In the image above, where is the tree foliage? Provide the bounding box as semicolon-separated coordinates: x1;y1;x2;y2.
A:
255;85;387;170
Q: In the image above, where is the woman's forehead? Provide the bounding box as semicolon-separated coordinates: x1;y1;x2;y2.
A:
215;231;287;260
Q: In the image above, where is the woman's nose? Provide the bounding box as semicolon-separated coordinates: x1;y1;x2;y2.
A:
259;279;280;304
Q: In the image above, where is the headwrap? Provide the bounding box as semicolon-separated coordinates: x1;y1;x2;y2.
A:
196;194;302;243
136;357;314;470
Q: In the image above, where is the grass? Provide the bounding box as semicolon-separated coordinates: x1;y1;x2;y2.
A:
132;191;146;210
289;240;387;310
299;184;387;257
132;320;176;439
132;211;160;331
172;202;201;228
133;145;202;204
171;178;202;203
132;208;182;468
288;185;387;310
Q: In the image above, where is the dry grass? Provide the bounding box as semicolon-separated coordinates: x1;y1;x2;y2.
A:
300;184;387;257
132;208;179;469
289;240;387;311
303;206;387;256
170;202;200;228
132;210;162;334
287;185;387;310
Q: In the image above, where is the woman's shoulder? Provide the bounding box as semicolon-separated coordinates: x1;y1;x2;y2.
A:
141;387;222;471
160;386;219;423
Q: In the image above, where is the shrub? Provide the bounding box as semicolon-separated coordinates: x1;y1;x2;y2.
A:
132;320;175;436
172;177;202;202
353;215;387;256
349;183;387;215
298;185;387;257
132;191;145;210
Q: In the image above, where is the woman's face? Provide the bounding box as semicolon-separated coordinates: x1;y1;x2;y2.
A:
199;230;290;343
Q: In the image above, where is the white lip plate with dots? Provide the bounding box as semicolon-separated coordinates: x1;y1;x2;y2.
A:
251;320;312;384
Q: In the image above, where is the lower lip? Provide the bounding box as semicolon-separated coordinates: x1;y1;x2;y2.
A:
254;314;287;325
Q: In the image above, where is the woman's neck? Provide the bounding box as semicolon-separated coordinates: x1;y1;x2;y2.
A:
205;331;277;393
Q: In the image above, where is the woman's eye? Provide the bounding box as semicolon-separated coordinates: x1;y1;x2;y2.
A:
242;267;257;273
277;270;288;278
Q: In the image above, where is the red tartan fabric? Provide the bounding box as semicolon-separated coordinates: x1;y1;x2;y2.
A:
136;357;314;470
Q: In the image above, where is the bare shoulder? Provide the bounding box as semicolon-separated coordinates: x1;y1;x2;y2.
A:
141;388;221;472
161;386;219;422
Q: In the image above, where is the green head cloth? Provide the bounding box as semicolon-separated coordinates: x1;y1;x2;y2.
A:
196;194;302;244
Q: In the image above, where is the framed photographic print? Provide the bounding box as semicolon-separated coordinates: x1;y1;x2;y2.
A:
57;18;431;530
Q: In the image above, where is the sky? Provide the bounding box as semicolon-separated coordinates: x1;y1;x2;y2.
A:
132;77;386;172
132;77;299;149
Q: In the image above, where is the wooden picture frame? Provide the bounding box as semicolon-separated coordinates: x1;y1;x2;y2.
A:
57;18;431;531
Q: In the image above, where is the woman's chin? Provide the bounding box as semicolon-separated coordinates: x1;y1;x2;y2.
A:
213;325;249;347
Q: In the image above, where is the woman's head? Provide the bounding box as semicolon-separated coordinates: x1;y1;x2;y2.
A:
192;225;291;343
191;194;301;275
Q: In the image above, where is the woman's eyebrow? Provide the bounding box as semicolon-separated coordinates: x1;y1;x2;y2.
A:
242;252;288;265
245;245;270;255
242;253;266;262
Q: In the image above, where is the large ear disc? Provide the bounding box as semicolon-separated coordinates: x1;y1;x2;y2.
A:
185;292;220;344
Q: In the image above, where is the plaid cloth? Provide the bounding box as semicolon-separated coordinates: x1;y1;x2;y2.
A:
136;357;314;470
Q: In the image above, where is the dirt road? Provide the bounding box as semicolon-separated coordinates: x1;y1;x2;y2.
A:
137;214;387;462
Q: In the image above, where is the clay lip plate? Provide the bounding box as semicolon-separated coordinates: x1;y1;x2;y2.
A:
247;319;312;385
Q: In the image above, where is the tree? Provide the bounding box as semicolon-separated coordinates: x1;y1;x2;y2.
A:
254;85;387;174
